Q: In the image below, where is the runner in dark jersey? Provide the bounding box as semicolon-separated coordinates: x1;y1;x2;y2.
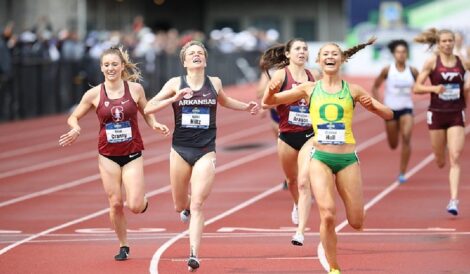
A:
144;41;259;272
59;46;169;260
414;28;469;216
260;38;320;246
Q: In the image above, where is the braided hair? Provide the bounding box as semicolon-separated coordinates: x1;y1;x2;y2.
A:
316;37;377;63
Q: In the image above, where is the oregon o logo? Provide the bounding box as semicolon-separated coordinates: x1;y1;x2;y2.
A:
319;103;344;122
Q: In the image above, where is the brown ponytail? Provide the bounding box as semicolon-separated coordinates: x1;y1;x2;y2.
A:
100;46;142;82
414;28;454;49
259;38;306;75
259;44;288;74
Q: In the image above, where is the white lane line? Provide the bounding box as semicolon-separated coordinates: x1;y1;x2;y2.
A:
0;208;111;256
363;228;456;232
0;174;100;208
168;256;319;262
0;133;96;160
0;151;96;179
0;124;268;208
0;145;278;255
318;124;470;272
0;115;267;177
0;230;22;234
3;231;469;245
149;183;282;274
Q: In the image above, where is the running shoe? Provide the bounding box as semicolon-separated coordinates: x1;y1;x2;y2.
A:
398;174;406;184
282;180;288;190
114;246;129;261
447;199;459;216
329;268;341;274
187;256;200;272
291;232;304;246
291;204;299;225
180;209;191;223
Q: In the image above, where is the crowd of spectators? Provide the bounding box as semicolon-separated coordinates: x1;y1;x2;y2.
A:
1;15;280;64
0;15;280;121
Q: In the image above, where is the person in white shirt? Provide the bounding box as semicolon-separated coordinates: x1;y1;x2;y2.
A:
372;39;419;183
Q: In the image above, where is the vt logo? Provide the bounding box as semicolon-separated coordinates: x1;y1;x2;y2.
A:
441;72;461;81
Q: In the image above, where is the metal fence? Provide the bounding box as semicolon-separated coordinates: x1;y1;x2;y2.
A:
0;50;261;122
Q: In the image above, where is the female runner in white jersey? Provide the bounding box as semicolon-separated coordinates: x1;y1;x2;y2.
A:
372;40;418;183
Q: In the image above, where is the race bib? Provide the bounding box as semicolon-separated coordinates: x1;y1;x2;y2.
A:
317;123;345;145
181;106;210;129
105;121;132;143
439;84;460;101
288;106;311;127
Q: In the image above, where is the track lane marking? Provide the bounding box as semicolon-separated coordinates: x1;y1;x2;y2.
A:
0;145;278;255
0;124;269;208
149;109;429;273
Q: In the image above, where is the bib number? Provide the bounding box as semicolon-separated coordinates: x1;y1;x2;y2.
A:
181;106;210;129
105;121;132;143
288;106;311;127
439;84;460;101
317;123;345;145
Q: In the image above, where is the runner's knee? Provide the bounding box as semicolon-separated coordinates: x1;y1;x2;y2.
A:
402;135;412;146
127;198;145;214
449;151;461;166
435;157;445;168
190;197;206;212
320;207;336;228
348;214;364;230
389;140;399;150
109;198;124;213
297;177;309;192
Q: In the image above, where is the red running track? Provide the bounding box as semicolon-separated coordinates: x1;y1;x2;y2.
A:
0;78;469;274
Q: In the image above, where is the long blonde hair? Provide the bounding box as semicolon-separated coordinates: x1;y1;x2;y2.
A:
100;46;142;82
316;37;377;63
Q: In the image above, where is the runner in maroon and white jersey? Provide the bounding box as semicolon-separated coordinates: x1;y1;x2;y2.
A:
414;28;469;216
59;46;169;260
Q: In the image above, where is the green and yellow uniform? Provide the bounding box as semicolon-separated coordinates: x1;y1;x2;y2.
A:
309;80;359;173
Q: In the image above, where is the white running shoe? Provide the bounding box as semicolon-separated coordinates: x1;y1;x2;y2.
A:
447;199;459;216
180;209;191;223
291;204;299;225
291;232;304;246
